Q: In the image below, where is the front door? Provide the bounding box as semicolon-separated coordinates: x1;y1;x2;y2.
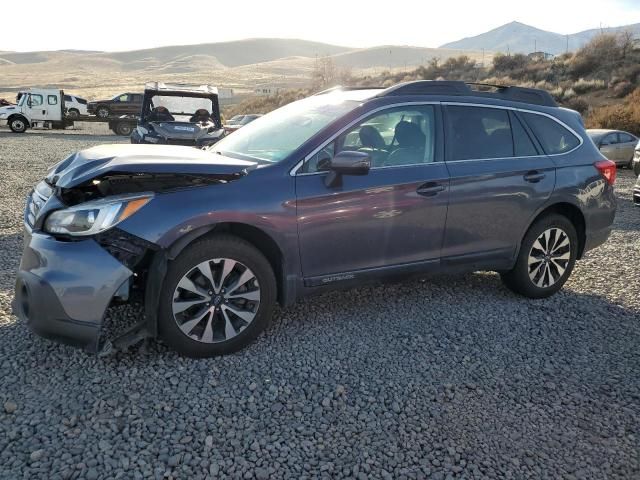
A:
24;93;46;121
295;104;449;284
112;94;129;115
442;105;558;265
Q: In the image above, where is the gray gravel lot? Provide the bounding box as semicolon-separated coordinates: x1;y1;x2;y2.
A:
0;128;639;479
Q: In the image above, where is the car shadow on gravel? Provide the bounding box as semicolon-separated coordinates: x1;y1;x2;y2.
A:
0;131;121;142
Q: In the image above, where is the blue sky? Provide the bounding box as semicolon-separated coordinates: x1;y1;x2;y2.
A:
2;0;639;52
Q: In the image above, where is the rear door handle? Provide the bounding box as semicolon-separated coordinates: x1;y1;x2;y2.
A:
417;182;445;197
523;171;546;183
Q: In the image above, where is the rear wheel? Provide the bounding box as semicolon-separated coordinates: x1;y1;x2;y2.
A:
114;122;133;136
158;235;276;357
501;214;577;299
9;117;27;133
67;109;80;119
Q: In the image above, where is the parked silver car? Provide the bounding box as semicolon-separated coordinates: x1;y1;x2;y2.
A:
587;129;638;168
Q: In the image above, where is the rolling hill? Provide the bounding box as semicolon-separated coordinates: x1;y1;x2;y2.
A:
440;21;640;54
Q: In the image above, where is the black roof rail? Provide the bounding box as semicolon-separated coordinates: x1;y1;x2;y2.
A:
377;80;557;107
314;85;385;96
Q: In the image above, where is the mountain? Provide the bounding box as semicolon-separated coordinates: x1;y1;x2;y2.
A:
440;21;640;55
98;38;351;68
331;45;490;69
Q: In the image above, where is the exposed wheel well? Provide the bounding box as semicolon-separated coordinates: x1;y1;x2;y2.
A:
8;113;28;125
177;223;286;305
533;203;586;258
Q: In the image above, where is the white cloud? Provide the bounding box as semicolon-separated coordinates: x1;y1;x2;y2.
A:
2;0;639;52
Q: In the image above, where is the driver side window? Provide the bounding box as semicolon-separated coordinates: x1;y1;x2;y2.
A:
303;105;436;173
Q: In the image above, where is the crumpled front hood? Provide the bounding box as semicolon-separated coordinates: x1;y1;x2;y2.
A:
149;121;224;140
47;144;257;188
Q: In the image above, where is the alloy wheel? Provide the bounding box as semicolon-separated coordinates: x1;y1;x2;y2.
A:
527;227;571;288
172;258;260;344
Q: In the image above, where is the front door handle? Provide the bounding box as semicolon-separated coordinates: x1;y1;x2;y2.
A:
523;171;546;183
417;182;445;197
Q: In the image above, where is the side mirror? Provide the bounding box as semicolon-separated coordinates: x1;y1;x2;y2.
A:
324;150;371;187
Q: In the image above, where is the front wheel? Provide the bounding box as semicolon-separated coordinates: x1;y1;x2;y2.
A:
9;117;28;133
158;235;276;357
501;214;577;299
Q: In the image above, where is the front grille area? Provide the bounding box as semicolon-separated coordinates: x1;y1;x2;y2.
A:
26;182;52;228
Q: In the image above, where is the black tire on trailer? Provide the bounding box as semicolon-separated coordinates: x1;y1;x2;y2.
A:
114;122;133;136
9;116;28;133
67;109;80;119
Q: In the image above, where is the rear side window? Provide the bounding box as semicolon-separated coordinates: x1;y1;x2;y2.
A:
64;95;72;102
510;112;538;157
446;106;513;160
522;112;580;154
48;95;58;105
620;132;636;143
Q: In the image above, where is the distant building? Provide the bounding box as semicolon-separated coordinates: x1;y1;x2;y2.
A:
217;88;234;99
255;86;282;96
528;51;555;61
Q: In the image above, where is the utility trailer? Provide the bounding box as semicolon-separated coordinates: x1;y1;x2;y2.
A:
0;88;138;136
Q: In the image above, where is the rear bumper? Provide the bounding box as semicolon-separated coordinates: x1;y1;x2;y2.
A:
14;230;132;352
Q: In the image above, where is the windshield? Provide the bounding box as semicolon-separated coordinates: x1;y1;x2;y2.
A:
211;92;367;163
149;95;214;122
18;95;26;107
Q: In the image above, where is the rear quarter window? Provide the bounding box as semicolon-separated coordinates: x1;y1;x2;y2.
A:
522;112;580;155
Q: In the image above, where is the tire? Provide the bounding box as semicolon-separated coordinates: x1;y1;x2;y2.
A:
114;122;132;136
158;235;276;357
67;109;80;119
9;116;28;133
634;162;640;177
96;106;110;118
500;214;578;299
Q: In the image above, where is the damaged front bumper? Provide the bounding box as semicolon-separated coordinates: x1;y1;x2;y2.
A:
14;230;133;352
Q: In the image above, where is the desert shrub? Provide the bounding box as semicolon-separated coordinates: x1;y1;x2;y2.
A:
562;88;576;100
562;97;589;114
586;88;640;135
223;89;310;117
572;78;606;94
492;53;529;74
611;80;635;98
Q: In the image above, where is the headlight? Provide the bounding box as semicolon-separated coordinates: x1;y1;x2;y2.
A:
136;126;148;136
44;194;152;236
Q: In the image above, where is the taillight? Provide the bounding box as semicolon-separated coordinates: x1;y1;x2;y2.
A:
595;159;616;185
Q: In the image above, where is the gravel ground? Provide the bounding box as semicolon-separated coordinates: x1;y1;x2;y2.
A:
0;128;639;480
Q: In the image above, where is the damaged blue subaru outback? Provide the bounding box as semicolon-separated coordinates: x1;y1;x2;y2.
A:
14;81;617;357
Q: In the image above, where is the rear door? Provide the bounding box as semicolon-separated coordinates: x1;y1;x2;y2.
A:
441;105;556;265
598;133;620;162
618;132;638;164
